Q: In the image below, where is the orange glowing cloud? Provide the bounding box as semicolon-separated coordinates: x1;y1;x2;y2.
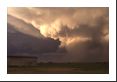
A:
8;7;109;47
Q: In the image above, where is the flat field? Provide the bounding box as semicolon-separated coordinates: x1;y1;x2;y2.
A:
7;62;109;74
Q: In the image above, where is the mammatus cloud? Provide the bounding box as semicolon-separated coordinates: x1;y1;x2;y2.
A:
8;7;109;62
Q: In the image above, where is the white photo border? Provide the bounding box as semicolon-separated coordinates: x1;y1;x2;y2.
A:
0;0;116;81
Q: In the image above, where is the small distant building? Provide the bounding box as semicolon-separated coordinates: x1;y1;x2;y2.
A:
7;56;37;66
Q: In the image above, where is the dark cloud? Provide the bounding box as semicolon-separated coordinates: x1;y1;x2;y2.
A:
7;23;61;55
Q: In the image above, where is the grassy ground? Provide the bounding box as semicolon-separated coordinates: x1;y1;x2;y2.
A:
7;62;109;74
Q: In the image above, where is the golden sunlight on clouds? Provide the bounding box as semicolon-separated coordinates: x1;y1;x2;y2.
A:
8;7;109;47
60;37;91;48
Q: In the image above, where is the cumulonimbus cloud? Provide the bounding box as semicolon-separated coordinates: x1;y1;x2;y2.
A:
8;7;109;46
7;7;109;62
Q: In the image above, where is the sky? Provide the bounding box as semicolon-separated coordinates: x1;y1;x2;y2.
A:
7;7;109;63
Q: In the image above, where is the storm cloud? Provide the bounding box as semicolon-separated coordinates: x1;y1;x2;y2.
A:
7;16;61;55
7;7;109;62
